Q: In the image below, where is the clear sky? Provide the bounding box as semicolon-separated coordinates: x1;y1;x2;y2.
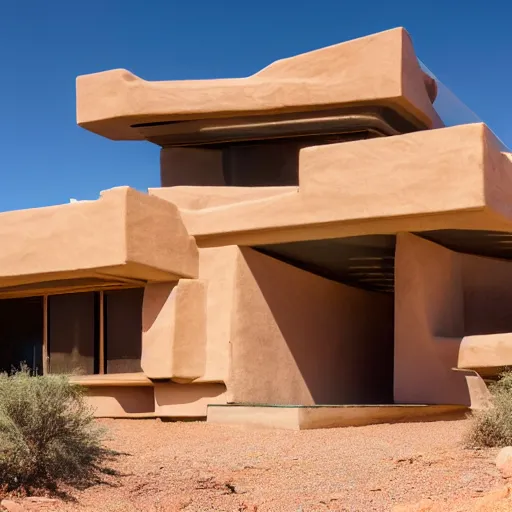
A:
3;1;511;212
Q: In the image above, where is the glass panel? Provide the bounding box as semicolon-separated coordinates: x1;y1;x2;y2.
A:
0;297;43;374
420;61;509;151
104;288;144;374
48;292;97;375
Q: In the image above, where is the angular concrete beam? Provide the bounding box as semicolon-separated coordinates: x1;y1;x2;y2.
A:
77;28;438;141
0;187;198;294
170;123;512;247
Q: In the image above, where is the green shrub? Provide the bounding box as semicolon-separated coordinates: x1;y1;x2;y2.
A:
468;369;512;448
0;366;110;492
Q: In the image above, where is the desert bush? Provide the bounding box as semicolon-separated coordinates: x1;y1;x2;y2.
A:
0;366;110;492
468;369;512;448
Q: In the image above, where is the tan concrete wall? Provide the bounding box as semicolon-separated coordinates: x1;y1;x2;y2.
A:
141;280;207;382
123;187;199;279
171;124;512;248
229;248;394;405
461;255;512;336
77;28;438;140
154;383;227;417
0;190;124;284
394;233;468;405
149;186;297;211
456;253;512;376
86;386;155;417
0;186;198;291
160;148;225;187
195;246;239;383
395;233;512;403
223;143;299;186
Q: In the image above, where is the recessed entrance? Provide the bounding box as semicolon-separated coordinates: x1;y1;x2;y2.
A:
250;235;397;405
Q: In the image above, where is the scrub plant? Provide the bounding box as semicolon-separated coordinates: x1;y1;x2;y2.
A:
468;369;512;448
0;365;111;493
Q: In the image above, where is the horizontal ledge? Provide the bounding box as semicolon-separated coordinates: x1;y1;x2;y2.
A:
207;404;469;430
69;373;153;387
210;403;466;408
0;278;145;300
0;186;199;286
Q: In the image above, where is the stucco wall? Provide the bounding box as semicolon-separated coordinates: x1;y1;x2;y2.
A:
195;246;240;383
141;280;207;381
461;255;512;336
394;233;512;405
86;387;155;417
0;186;198;291
154;383;227;417
394;233;468;405
229;248;394;405
223;143;299;187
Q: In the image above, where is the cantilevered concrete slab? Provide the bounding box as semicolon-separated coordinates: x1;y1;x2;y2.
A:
0;186;198;297
150;124;512;248
76;28;439;141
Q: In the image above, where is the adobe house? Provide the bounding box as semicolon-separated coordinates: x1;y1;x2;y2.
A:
1;28;511;429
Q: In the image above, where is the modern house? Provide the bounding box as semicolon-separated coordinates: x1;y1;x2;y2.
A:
1;27;511;429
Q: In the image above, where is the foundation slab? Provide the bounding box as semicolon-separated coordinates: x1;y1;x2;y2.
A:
207;404;469;430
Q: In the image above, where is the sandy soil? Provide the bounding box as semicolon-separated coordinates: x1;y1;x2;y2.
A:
3;417;509;512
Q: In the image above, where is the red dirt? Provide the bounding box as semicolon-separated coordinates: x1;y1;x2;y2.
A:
3;417;509;511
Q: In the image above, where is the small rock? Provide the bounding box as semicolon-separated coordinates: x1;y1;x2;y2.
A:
477;484;512;508
496;447;512;478
1;500;25;512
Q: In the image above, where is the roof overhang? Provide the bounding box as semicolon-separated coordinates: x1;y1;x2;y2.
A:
149;124;512;247
0;187;197;297
76;28;440;143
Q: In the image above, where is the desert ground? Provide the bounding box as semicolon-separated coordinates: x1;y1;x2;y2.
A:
3;417;512;512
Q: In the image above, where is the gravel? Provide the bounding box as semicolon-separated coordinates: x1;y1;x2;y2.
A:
7;417;505;511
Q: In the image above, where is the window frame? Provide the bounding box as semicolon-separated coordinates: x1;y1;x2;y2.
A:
35;286;142;376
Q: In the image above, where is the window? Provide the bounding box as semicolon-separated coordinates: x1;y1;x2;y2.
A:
48;292;97;375
104;288;144;374
0;297;43;374
0;288;144;376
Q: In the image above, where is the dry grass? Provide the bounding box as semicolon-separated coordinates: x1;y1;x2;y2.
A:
0;367;113;494
468;370;512;448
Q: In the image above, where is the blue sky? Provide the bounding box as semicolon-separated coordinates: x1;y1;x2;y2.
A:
2;1;511;212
